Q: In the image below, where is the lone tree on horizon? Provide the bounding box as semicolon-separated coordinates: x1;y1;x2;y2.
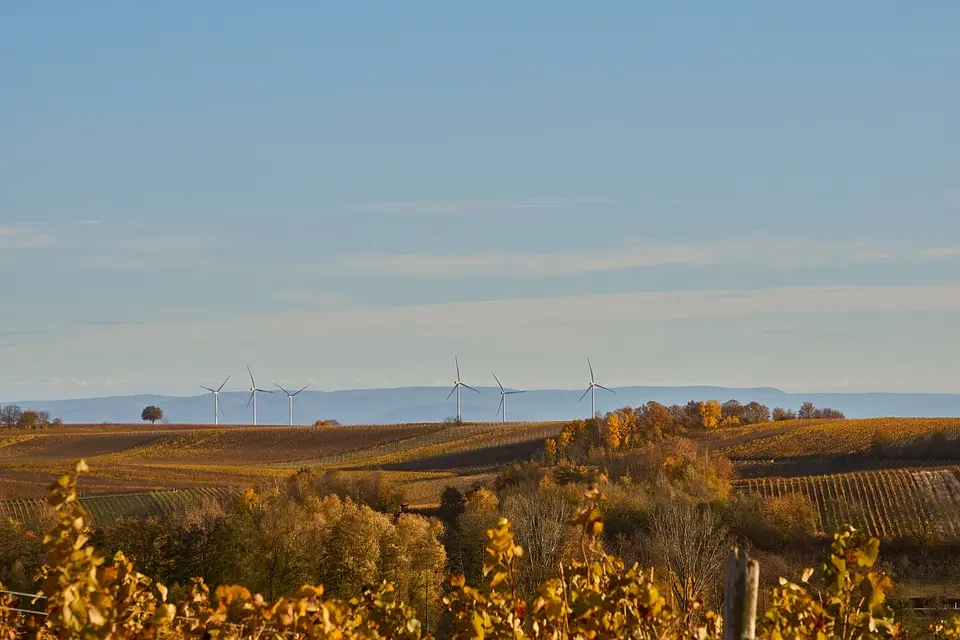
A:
141;405;163;424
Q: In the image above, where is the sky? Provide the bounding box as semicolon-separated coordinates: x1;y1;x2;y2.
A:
1;2;959;400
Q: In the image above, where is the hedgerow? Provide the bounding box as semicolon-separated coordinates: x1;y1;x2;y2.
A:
1;460;959;639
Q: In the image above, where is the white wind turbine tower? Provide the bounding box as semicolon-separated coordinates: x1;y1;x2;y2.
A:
446;356;479;423
578;358;615;418
200;375;230;425
245;365;273;425
492;372;525;423
274;382;309;426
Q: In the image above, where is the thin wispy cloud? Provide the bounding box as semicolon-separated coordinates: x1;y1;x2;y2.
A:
0;226;55;248
0;274;955;402
10;283;960;395
328;237;954;278
274;291;361;310
28;283;960;344
353;197;615;216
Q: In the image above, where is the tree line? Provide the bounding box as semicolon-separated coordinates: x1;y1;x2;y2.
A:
0;404;61;429
546;398;844;462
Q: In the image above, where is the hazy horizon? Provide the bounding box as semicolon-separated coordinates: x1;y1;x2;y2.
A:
2;3;958;399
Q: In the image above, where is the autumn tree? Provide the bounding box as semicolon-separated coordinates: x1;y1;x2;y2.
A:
18;410;40;429
638;400;673;441
741;401;771;424
0;404;23;427
666;403;694;430
819;407;846;419
698;400;722;429
647;500;730;610
772;407;797;421
604;412;624;449
683;400;703;428
141;405;163;424
721;399;744;425
796;402;845;420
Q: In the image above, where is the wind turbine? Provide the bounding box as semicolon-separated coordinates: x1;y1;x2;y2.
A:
446;356;479;423
245;365;273;425
492;372;525;423
200;375;230;425
274;382;309;426
578;358;615;418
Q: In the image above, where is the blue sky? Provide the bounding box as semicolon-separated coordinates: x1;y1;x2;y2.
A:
2;2;959;399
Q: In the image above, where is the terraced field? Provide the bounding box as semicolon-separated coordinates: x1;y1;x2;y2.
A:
0;487;239;528
712;417;960;460
0;421;562;505
737;467;960;539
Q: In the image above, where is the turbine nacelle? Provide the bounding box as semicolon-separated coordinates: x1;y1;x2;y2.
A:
245;365;274;425
578;358;615;418
274;382;309;426
201;375;230;424
493;372;525;422
446;356;478;422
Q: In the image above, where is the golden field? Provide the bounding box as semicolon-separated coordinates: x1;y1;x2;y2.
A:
0;421;562;504
5;416;960;532
706;417;960;459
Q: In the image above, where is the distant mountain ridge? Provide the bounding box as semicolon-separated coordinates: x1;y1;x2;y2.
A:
6;386;960;425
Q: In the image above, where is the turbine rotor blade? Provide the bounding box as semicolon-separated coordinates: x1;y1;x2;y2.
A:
446;386;457;400
596;384;615;393
217;375;231;392
578;387;591;402
462;384;480;393
492;372;503;392
293;385;309;396
506;390;525;395
588;358;595;383
216;395;223;417
497;395;504;416
247;365;255;388
455;355;460;381
245;392;254;410
200;385;215;392
274;382;291;395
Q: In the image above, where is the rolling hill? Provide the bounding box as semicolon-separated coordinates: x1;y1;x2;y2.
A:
9;385;960;425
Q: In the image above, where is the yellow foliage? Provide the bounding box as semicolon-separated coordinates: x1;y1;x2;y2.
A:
237;486;261;511
719;415;741;428
469;487;501;514
11;459;959;640
604;412;624;449
544;438;558;464
699;400;722;429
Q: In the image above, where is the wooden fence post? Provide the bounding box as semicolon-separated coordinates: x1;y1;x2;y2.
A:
724;547;759;640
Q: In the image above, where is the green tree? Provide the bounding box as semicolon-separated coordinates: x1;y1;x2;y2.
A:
798;401;819;419
141;405;164;424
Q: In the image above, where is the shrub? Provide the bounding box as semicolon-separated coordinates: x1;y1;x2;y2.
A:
5;460;960;639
